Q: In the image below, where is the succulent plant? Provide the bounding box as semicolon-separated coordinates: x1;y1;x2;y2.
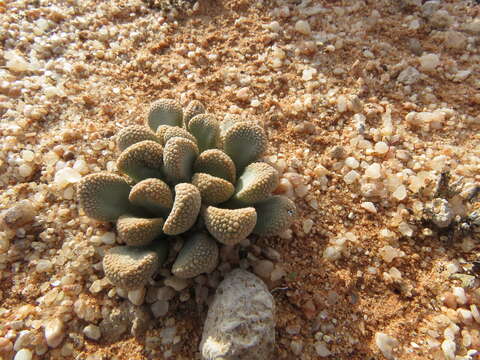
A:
147;99;183;130
117;140;164;182
103;241;168;290
77;98;296;290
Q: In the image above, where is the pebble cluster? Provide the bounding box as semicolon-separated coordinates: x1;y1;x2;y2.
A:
0;0;479;359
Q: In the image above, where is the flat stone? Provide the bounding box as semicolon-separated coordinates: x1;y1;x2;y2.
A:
200;269;275;360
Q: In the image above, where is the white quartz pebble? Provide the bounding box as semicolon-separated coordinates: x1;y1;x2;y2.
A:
14;349;32;360
83;325;101;341
361;202;377;213
45;318;65;348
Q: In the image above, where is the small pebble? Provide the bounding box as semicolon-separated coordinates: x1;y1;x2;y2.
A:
470;305;480;323
54;167;82;188
151;300;169;318
295;20;311;35
83;325;101;341
392;185;407;201
60;342;74;357
14;349;32;360
128;287;146;306
267;21;281;32
36;259;53;272
262;247;281;262
314;165;329;177
419;53;440;72
0;338;13;353
361;202;377;214
302;68;317;81
330;146;346;159
443;293;457;309
397;66;420;85
337;95;348;113
398;222;413;237
100;232;116;245
157;286;176;301
345;157;359;169
44;318;65;348
73;159;89;174
452;287;467;305
303;219;314;233
375;333;398;360
379;246;405;263
270;266;286;282
18;164;33;178
365;163;381;179
13;330;33;351
294;184;308;198
374;142;388;155
164;276;189;292
236;87;251;101
441;339;456;360
344;170;359;184
21;150;35;162
253;260;274;279
314;341;331;357
3;200;36;228
444;323;459;341
458;309;473;325
290;340;303;355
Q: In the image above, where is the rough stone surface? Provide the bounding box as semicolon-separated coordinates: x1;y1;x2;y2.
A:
200;269;275;360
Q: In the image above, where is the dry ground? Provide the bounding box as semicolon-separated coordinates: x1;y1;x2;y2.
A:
1;0;479;359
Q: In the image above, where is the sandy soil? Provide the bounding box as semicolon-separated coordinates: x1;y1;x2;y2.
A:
1;0;479;359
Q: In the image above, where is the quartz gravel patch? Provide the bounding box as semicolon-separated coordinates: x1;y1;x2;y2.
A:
1;0;479;359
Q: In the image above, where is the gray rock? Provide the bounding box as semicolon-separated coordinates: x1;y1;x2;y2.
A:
200;269;275;360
